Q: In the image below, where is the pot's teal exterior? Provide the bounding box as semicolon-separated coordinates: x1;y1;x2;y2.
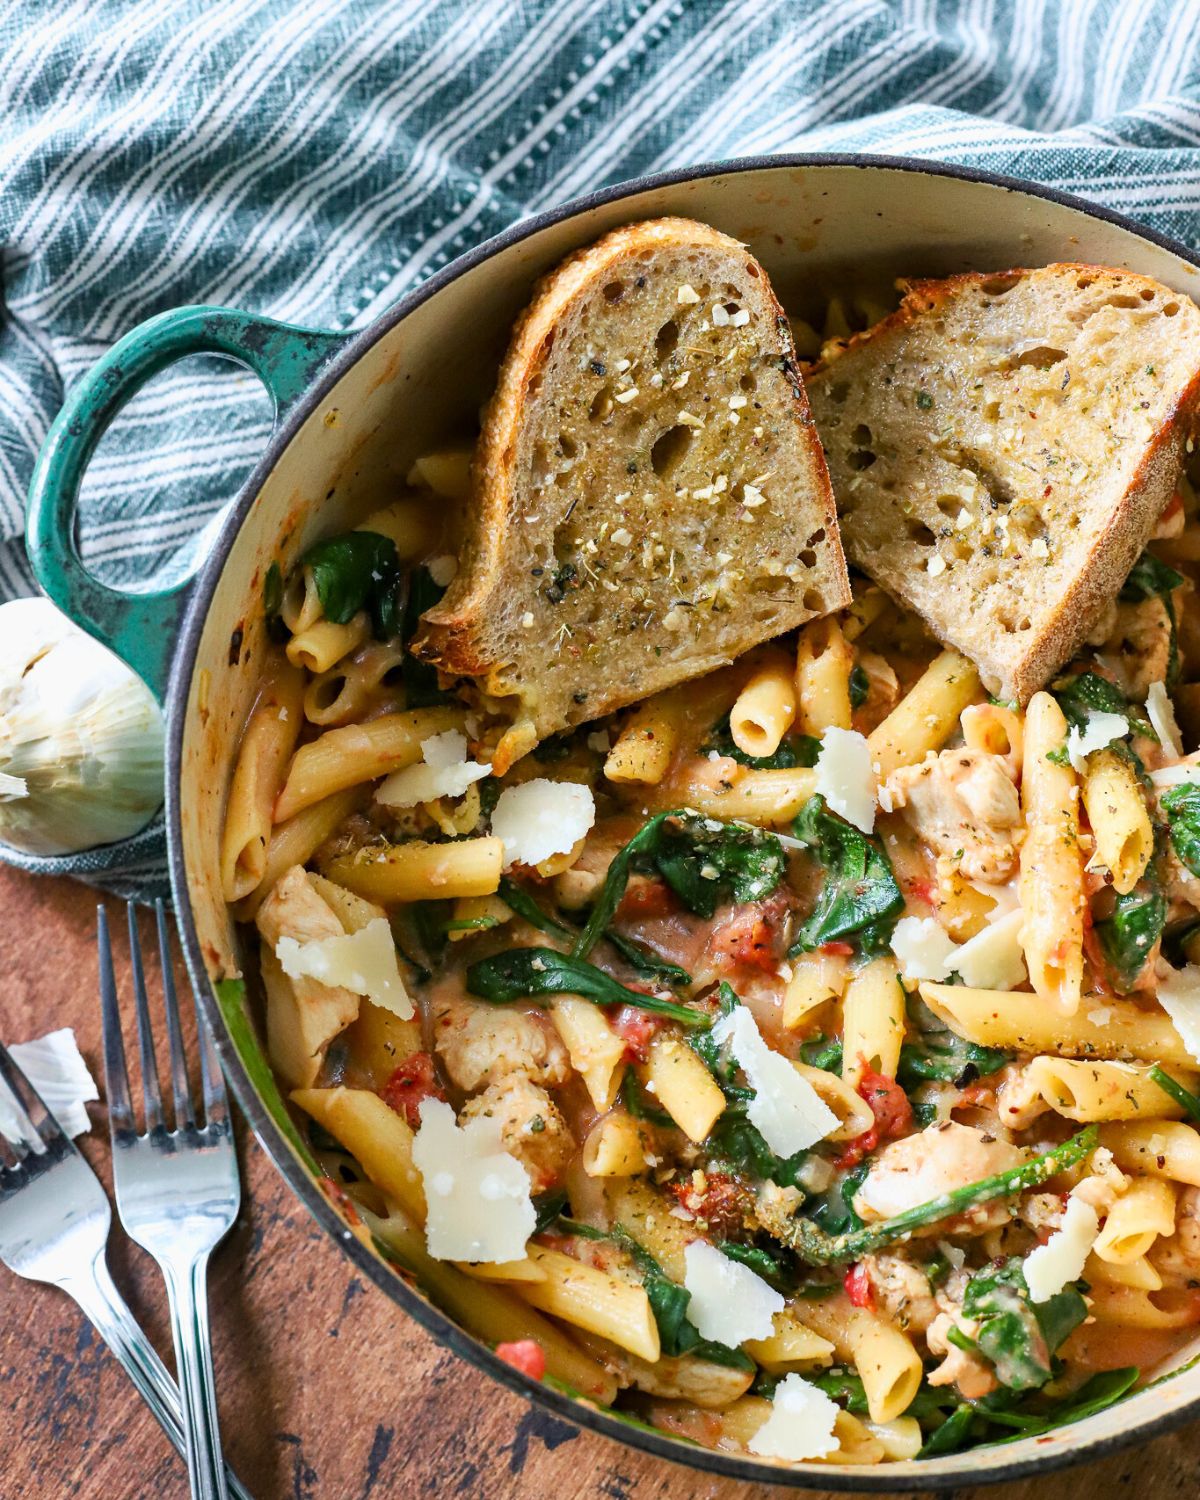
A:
25;306;349;699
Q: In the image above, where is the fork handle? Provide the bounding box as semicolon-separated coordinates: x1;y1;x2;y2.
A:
162;1251;229;1500
62;1256;252;1500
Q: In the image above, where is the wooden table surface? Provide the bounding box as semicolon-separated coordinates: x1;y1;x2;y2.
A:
3;863;1200;1499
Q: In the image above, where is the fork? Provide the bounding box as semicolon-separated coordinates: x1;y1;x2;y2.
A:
100;900;242;1500
0;1042;252;1498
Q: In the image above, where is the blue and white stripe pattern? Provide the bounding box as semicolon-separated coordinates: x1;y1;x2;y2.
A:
4;0;1200;896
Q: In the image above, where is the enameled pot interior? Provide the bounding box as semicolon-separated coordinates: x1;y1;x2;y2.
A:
173;160;1200;1488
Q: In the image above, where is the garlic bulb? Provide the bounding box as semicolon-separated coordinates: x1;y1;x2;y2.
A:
0;597;164;855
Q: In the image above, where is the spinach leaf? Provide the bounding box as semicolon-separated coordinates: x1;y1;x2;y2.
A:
1162;784;1200;877
400;565;448;707
466;946;705;1027
717;1241;795;1293
802;1161;870;1235
688;981;741;1085
993;1368;1139;1443
604;930;692;989
1121;550;1184;688
918;1404;977;1456
1163;915;1200;968
848;663;869;710
497;876;571;939
789;795;904;954
958;1259;1087;1392
897;998;1011;1087
302;530;403;638
799;1035;843;1072
1093;872;1167;993
532;1189;568;1233
621;1069;674;1127
701;712;821;770
610;1227;754;1368
1053;671;1155;742
708;1113;807;1189
573;811;786;957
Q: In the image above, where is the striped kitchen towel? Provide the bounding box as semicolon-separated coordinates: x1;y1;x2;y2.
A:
4;0;1200;898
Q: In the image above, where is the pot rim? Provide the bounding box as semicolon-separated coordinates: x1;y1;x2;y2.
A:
165;150;1200;1489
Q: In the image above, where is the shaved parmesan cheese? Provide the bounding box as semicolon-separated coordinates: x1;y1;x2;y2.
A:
1147;681;1183;759
491;778;595;869
712;1005;838;1156
1157;963;1200;1065
892;916;957;982
277;917;413;1019
948;907;1027;990
683;1241;783;1345
1024;1195;1100;1303
412;1098;535;1263
1064;711;1128;772
376;730;491;808
747;1373;840;1461
0;1028;98;1145
1150;757;1200;789
814;727;876;834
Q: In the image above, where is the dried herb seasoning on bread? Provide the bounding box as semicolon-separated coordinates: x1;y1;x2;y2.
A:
808;264;1200;702
413;217;850;752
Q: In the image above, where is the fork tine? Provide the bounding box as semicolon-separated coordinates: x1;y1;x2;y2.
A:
155;899;194;1131
98;905;134;1135
0;1040;68;1156
127;902;164;1133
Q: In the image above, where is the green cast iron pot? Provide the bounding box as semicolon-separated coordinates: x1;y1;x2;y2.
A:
26;155;1200;1489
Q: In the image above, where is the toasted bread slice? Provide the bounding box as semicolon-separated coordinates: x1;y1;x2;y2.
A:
413;217;849;740
807;264;1200;702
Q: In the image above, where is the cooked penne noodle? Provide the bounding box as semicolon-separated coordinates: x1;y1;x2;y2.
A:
960;701;1023;778
642;1034;726;1143
303;638;406;726
743;1309;836;1371
281;565;323;634
368;1205;617;1404
842;957;905;1086
1025;1057;1199;1122
840;587;887;642
867;649;981;780
220;662;306;903
667;765;817;825
604;1179;690;1282
291;1086;426;1220
1084;1283;1200;1329
791;1294;922;1423
357;496;440;559
1082;748;1154;895
1019;692;1084;1013
275;705;464;821
582;1110;651;1177
550;998;626;1110
1085;1251;1164;1291
730;648;799;755
235;786;366;919
782;950;849;1029
1100;1121;1200;1187
520;1245;661;1362
408;444;473;501
920;983;1198;1069
605;691;686;785
1094;1178;1177;1263
794;619;852;735
322;836;504;904
797;1063;876;1141
286;611;371;674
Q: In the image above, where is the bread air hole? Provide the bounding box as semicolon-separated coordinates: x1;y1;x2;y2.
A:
980;275;1019;297
806;528;826;547
655;319;679;362
589;388;613;422
1165;302;1181;317
848;449;877;471
907;519;937;546
603;281;625;303
650;424;693;479
1011;345;1067;371
802;587;824;611
799;548;817;568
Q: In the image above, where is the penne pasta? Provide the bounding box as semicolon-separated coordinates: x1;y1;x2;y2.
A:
234;786;366;919
791;1294;922;1423
842;957;905;1087
666;764;817;825
291;1086;426;1220
730;649;799;755
1100;1121;1200;1187
274;705;465;821
322;836;504;904
550;999;626;1110
794;619;852;735
1093;1178;1177;1263
642;1033;726;1143
519;1245;660;1363
286;611;371;674
743;1308;836;1371
582;1110;651;1177
1025;1057;1199;1122
1081;747;1154;896
867;649;981;780
605;690;686;785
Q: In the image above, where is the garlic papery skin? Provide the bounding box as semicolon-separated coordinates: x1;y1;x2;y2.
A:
0;597;165;855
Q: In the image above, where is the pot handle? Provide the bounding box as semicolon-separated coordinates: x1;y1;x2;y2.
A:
26;305;351;701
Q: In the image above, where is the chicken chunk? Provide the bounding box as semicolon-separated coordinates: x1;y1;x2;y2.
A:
886;748;1022;883
926;1311;998;1399
1101;595;1173;701
255;866;359;1088
861;1252;938;1333
855;1121;1026;1229
458;1075;573;1192
573;1330;755;1407
433;990;569;1093
1150;1186;1200;1286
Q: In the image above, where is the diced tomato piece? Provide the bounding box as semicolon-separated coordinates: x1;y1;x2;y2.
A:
908;876;938;909
669;1171;747;1237
711;892;792;972
617;877;679;919
495;1339;546;1380
379;1052;447;1129
317;1177;362;1227
858;1064;914;1141
820;941;855;957
843;1261;875;1311
612;1005;664;1062
833;1063;913;1170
